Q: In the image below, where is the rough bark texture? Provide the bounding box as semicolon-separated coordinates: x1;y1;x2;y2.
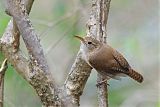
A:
0;0;112;106
5;0;49;72
1;0;59;106
86;0;111;106
96;0;111;107
64;0;111;107
64;52;92;106
1;20;30;80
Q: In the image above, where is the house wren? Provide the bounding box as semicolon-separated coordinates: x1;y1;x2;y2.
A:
75;36;143;83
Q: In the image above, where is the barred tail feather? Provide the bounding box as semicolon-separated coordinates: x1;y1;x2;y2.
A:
128;69;143;83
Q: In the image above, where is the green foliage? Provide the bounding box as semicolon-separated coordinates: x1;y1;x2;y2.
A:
157;101;160;107
52;0;67;18
4;65;42;107
124;37;140;55
109;85;134;107
112;0;133;9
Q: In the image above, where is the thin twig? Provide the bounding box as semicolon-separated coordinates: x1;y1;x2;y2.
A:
0;59;8;107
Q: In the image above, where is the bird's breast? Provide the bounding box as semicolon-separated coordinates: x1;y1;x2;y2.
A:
88;46;113;71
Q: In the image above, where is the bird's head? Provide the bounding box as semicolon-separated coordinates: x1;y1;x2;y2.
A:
74;36;102;53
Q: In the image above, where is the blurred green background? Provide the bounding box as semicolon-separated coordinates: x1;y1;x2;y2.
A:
0;0;159;107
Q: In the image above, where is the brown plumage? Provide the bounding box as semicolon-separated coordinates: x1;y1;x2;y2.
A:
128;69;143;83
75;36;144;83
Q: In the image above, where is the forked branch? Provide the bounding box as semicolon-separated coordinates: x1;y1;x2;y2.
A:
0;0;112;106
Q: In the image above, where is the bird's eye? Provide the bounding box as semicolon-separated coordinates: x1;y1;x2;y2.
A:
88;42;92;44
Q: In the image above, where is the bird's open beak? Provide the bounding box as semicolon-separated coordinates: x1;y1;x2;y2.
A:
74;35;85;43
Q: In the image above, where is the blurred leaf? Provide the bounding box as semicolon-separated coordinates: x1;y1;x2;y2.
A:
52;0;67;18
0;14;10;36
4;65;42;107
157;101;160;107
109;85;131;107
124;36;140;55
112;0;133;8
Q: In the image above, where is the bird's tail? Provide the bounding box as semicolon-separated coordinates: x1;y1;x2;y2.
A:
127;68;143;83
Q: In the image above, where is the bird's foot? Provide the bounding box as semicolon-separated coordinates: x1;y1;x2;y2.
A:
96;79;110;87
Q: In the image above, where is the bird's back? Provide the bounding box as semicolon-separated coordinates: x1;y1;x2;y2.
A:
88;44;143;83
88;45;120;71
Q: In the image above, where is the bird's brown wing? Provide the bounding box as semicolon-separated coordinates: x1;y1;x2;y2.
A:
112;49;130;71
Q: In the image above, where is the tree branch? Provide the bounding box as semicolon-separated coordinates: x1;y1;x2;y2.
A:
0;30;30;80
0;59;8;107
63;0;111;106
1;0;61;106
7;0;34;52
95;0;111;107
64;52;92;106
5;0;49;72
12;19;20;52
63;0;105;106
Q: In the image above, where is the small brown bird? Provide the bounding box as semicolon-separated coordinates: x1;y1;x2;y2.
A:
75;36;143;83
